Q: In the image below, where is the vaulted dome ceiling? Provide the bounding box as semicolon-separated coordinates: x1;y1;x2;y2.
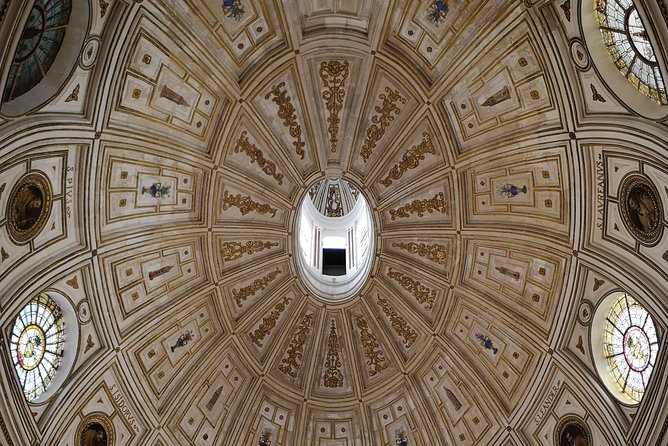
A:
1;1;668;445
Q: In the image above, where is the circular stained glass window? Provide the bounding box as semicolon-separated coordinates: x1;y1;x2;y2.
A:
602;293;658;404
595;0;668;105
10;293;65;402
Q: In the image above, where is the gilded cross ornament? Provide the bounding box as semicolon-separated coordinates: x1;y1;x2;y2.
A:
380;133;435;187
234;131;284;185
387;268;436;310
222;190;277;217
389;192;447;220
392;241;447;265
249;296;292;347
222;240;279;262
323;320;344;388
279;313;313;378
265;82;305;159
361;87;406;162
377;296;417;348
319;60;349;152
355;315;388;377
231;269;282;307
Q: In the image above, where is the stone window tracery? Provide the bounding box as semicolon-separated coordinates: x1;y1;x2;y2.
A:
595;0;668;105
10;293;65;402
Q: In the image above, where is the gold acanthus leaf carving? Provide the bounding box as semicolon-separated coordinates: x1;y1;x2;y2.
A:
222;240;279;262
387;268;436;310
392;241;447;265
222;190;277;217
380;133;435;187
355;315;388;377
361;87;407;162
319;60;349;153
323;319;344;388
279;313;313;378
234;131;284;185
249;296;292;347
377;296;417;348
389;192;447;220
265;82;305;159
231;269;282;307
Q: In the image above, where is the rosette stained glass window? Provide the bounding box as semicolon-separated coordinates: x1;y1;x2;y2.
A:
603;293;658;403
2;0;72;102
10;294;65;402
595;0;668;105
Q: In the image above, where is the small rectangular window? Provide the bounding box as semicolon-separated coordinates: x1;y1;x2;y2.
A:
322;248;346;276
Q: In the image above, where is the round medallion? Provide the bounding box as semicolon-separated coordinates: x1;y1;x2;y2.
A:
16;325;46;371
76;413;114;446
555;416;591;446
619;175;663;245
6;171;52;244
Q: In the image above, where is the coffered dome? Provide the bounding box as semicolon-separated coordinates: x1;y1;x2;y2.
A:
1;1;668;445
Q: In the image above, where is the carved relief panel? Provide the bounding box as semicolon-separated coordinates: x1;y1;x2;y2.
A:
439;21;562;157
170;346;253;446
381;234;455;281
98;144;207;240
112;17;230;152
416;349;498;445
216;232;286;278
461;146;570;239
311;312;355;398
134;296;220;404
367;388;433;446
100;236;207;335
461;237;568;334
215;176;290;230
304;406;363;446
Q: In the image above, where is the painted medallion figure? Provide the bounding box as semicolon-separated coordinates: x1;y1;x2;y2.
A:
619;175;663;244
7;172;52;244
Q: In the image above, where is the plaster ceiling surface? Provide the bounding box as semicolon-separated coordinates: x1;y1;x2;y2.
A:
2;0;668;445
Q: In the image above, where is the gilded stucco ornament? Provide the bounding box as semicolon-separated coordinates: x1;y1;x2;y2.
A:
234;131;284;185
319;60;349;152
265;82;306;159
323;320;344;388
387;268;436;310
279;313;313;378
389;192;447;220
380;133;434;187
222;240;279;261
392;241;447;265
361;87;406;162
222;190;277;217
377;296;417;348
231;269;282;307
6;172;52;245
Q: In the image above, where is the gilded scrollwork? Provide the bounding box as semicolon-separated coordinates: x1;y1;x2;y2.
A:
279;313;313;378
222;240;279;262
265;82;305;159
323;320;344;388
231;269;282;307
222;190;277;217
361;87;406;162
234;131;284;185
389;192;447;220
392;241;447;265
380;133;435;187
319;61;349;152
387;268;436;310
249;296;292;347
377;296;417;348
355;315;388;377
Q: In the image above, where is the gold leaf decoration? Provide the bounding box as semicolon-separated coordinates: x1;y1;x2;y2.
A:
66;276;79;289
249;296;292;347
65;84;80;102
222;240;279;262
222;191;277;217
265;82;305;159
323;319;344;388
319;61;349;152
279;313;313;378
377;296;417;348
231;269;282;307
1;247;8;262
392;241;447;265
234;131;284;185
361;87;406;162
389;192;447;220
355;314;388;377
387;268;436;310
99;0;108;18
380;133;435;187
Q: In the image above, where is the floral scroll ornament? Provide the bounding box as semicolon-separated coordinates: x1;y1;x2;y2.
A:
428;1;448;25
223;0;244;20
